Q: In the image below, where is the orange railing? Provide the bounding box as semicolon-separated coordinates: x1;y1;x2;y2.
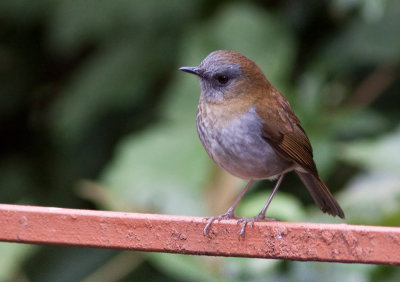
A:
0;204;399;265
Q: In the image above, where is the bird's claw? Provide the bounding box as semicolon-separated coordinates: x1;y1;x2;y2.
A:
237;217;258;239
203;212;237;235
237;214;278;239
203;211;278;238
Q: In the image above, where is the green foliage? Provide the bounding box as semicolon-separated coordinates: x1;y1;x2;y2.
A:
1;0;400;281
0;243;36;281
101;123;209;215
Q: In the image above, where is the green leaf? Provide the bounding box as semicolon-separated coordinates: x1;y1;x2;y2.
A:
49;39;146;147
237;190;306;221
288;260;372;282
47;0;199;55
338;172;400;225
341;125;400;174
148;253;226;282
100;122;209;216
317;0;400;73
0;243;36;281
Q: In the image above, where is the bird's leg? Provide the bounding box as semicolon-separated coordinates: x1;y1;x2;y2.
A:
254;173;284;221
203;179;254;235
237;174;285;238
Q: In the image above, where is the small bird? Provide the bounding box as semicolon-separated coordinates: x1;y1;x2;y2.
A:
179;50;344;237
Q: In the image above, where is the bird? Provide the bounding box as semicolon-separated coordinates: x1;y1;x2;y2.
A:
179;50;345;237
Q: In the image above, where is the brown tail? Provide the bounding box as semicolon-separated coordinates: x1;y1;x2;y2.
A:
296;171;345;219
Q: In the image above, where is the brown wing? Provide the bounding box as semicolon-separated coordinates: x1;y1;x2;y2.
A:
256;87;318;176
256;88;345;218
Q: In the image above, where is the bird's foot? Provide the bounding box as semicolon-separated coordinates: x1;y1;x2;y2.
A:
203;211;278;239
203;211;240;235
237;214;278;239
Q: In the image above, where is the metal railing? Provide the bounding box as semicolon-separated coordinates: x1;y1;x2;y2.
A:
0;204;399;265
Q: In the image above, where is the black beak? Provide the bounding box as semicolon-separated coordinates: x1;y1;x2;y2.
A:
179;66;200;76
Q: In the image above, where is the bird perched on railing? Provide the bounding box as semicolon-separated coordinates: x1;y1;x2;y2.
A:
180;50;344;238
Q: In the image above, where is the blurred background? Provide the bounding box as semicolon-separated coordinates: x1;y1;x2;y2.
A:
1;0;399;281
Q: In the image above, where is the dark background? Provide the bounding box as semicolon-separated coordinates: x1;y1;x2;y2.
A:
1;0;399;281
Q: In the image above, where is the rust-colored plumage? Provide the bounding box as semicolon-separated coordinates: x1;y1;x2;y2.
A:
180;50;344;237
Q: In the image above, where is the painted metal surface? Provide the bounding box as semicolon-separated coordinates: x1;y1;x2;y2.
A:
0;204;399;265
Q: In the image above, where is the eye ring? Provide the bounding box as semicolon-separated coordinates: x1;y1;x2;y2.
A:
216;74;229;85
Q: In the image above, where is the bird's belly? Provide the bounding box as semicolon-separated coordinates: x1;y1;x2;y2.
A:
197;106;292;180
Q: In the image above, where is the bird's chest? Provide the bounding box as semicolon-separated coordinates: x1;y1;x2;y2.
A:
196;103;290;179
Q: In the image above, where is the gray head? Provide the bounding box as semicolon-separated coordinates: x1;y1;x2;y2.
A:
180;50;265;102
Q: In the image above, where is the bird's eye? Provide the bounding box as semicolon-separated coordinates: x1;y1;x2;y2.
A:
216;74;229;85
